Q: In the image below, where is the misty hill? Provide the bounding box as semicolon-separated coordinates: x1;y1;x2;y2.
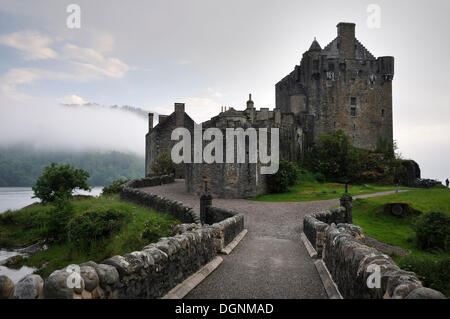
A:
61;102;158;119
0;146;144;187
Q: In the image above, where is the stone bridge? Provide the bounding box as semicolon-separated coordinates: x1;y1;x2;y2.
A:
142;179;342;298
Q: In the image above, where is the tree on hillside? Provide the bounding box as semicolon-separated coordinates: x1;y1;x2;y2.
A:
32;163;91;203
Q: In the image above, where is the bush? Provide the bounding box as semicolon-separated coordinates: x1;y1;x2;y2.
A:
266;160;298;193
67;209;126;245
414;212;450;252
314;172;326;183
398;255;450;297
44;197;75;242
309;130;360;181
151;152;177;177
32;163;91;203
102;179;129;195
141;217;178;243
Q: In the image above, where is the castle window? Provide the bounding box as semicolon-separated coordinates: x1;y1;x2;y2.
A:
381;109;385;117
328;63;335;71
330;96;335;103
350;107;356;117
353;123;356;130
333;122;336;128
351;97;357;105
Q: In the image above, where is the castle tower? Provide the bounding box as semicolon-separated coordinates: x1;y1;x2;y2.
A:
275;22;394;151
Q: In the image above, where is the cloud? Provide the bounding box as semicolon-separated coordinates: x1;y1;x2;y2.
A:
207;88;224;98
0;30;57;60
62;94;88;105
0;30;130;97
61;43;130;79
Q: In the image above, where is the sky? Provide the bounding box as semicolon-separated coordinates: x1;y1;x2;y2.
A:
0;0;448;182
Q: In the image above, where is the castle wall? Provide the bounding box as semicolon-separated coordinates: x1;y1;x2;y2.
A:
145;105;195;178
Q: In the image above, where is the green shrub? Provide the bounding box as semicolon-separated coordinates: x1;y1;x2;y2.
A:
414;212;450;252
141;218;178;243
398;255;450;297
309;130;360;181
67;209;126;245
314;172;326;183
151;152;177;177
32;163;91;203
266;160;298;193
102;179;128;195
44;197;75;242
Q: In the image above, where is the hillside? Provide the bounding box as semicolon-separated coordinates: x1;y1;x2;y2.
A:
0;146;145;187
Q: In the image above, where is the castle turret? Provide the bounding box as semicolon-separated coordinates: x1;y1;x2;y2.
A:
308;38;322;52
378;56;394;81
337;22;355;59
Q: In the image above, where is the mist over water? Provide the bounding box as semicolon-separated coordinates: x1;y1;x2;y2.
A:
0;96;148;156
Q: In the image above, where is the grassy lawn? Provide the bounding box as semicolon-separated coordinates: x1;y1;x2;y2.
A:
352;187;450;296
251;169;409;202
0;195;179;278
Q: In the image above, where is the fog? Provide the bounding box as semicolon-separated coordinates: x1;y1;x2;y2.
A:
0;95;148;156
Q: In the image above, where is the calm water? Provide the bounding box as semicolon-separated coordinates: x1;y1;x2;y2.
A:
0;186;103;282
0;187;103;213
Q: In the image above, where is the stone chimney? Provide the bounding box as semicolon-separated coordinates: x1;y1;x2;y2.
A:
148;112;154;131
337;22;356;59
174;102;185;126
246;93;254;109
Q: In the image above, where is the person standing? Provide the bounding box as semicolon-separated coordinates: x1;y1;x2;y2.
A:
446;178;449;188
394;177;399;193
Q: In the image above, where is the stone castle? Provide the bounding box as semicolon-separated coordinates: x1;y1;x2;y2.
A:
145;22;394;198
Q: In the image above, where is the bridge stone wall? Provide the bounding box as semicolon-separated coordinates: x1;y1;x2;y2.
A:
1;177;245;299
303;196;445;299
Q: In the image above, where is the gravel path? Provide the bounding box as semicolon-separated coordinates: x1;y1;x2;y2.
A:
141;180;404;299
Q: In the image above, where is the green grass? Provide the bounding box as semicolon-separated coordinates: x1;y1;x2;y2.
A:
0;195;179;278
353;187;450;251
351;187;450;296
251;169;409;202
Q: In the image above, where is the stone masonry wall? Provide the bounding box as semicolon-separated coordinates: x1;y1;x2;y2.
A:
303;201;445;299
0;177;245;299
120;175;199;224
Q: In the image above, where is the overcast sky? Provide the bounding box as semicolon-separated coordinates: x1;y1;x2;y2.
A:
0;0;448;182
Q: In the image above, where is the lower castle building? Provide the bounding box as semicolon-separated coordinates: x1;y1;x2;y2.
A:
145;22;394;198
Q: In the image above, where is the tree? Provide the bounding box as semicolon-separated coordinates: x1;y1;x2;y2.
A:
151;152;177;176
32;163;91;203
266;159;298;193
313;130;360;181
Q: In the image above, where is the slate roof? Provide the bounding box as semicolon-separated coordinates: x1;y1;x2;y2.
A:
321;37;376;60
